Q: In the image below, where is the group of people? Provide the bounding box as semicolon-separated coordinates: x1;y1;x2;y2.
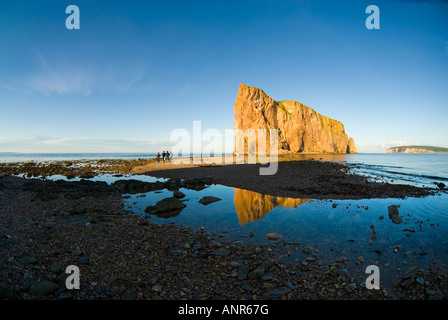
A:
156;151;172;163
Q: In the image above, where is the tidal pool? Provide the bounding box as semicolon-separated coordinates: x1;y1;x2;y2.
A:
123;180;448;287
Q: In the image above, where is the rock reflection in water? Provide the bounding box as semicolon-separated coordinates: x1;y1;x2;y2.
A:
234;188;310;225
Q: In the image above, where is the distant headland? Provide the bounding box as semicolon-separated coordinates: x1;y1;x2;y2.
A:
386;145;448;153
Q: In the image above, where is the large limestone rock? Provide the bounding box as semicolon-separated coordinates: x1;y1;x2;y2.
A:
234;84;357;154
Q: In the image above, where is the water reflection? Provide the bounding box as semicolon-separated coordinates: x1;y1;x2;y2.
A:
234;188;310;225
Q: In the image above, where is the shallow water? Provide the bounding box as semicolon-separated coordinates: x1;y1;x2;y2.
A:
122;183;448;287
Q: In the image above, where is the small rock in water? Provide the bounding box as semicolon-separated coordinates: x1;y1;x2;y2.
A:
388;205;402;224
435;182;445;190
199;196;221;205
173;190;186;198
265;233;282;241
302;247;312;254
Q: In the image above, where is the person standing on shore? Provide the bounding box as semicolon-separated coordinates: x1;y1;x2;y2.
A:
157;152;161;163
166;151;170;162
162;151;166;163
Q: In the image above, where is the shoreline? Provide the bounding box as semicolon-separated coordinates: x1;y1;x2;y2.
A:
132;156;439;200
2;155;441;200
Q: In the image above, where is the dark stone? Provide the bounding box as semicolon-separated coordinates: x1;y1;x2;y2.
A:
20;256;37;264
237;264;249;281
76;256;90;265
145;197;186;218
388;205;402;224
210;249;230;256
173;190;186;198
50;262;62;273
264;286;291;299
29;281;60;296
122;292;138;300
199;196;221;205
395;264;420;289
241;284;253;292
0;286;20;300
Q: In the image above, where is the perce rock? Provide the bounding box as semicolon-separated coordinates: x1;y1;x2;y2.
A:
234;83;357;154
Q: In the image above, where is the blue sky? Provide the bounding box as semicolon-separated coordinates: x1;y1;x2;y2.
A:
0;0;447;153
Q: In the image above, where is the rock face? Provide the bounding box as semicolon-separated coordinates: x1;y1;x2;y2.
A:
234;83;356;154
386;145;448;153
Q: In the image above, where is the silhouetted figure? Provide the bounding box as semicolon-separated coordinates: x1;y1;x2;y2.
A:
162;151;166;163
157;152;160;163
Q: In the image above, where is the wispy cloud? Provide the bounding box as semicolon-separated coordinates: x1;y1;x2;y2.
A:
178;83;200;96
26;68;95;96
379;140;411;149
0;82;22;95
21;53;94;96
6;52;161;96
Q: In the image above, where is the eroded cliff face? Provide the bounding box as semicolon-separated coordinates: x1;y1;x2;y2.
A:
234;84;357;154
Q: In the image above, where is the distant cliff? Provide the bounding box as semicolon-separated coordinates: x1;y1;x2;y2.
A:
234;84;357;154
387;146;448;153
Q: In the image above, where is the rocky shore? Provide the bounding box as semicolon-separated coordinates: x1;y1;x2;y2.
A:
1;158;447;301
133;156;439;200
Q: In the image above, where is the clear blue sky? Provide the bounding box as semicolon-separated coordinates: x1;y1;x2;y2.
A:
1;0;447;153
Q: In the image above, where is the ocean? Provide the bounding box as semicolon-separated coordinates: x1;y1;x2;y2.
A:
1;152;447;185
0;152;157;163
